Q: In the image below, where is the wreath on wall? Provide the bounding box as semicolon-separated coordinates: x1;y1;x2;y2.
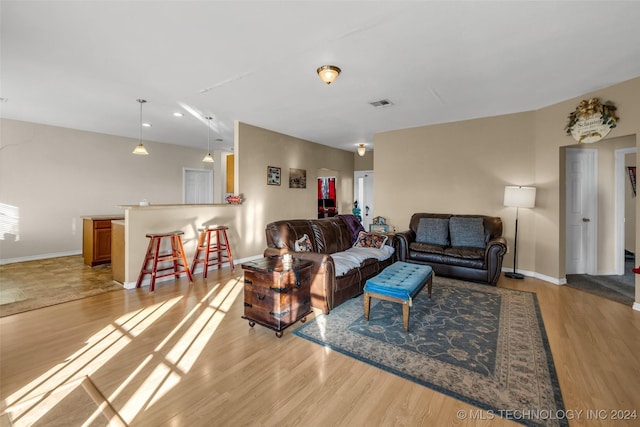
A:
565;98;619;143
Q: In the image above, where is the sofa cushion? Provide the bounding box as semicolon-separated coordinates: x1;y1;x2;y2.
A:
415;217;449;246
353;231;388;249
410;242;446;255
294;234;313;252
449;217;486;248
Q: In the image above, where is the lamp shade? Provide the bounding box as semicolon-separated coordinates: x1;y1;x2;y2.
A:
357;144;366;156
504;186;536;208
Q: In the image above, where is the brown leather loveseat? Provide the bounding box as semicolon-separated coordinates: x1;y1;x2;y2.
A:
264;215;394;313
395;213;507;285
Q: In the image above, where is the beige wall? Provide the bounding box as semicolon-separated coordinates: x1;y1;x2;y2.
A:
235;122;354;258
354;150;373;171
375;112;537;274
375;77;640;291
0;119;214;261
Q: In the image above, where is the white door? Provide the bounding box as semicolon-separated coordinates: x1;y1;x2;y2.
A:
566;148;597;275
354;171;374;230
184;168;213;204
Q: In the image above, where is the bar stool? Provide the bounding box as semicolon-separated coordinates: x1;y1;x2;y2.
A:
136;231;193;291
191;225;234;278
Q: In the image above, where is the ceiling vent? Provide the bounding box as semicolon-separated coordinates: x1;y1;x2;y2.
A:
369;99;394;108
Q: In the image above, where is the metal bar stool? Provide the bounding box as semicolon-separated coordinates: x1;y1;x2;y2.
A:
191;225;234;278
136;231;193;291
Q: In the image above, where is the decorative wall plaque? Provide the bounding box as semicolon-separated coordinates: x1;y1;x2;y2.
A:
565;98;618;143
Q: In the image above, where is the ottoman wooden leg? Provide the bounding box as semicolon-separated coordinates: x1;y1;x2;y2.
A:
402;304;410;332
364;292;371;321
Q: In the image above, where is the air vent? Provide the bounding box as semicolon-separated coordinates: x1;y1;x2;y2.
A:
369;99;394;108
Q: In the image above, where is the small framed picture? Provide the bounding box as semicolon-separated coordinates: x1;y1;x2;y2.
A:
370;224;389;233
267;166;281;186
289;168;307;189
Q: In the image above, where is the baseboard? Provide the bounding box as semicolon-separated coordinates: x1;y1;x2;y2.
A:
0;250;82;265
501;267;566;285
123;253;263;289
633;302;640;312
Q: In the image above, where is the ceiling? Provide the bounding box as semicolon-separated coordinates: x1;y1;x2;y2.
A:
2;1;640;154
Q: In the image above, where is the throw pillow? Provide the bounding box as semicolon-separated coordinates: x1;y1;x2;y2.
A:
294;234;313;252
449;217;486;248
415;218;449;246
353;231;388;249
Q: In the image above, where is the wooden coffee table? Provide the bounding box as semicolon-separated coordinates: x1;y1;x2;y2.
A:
241;257;313;337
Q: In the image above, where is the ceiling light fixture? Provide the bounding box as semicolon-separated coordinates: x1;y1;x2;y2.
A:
317;65;341;85
357;143;366;156
202;116;214;163
173;112;183;117
132;99;149;155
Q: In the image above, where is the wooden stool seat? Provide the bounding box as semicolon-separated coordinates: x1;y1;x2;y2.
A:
136;231;193;291
191;225;234;278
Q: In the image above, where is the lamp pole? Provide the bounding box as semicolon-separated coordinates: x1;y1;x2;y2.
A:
505;206;524;279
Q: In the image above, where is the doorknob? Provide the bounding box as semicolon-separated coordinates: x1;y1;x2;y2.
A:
582;218;590;222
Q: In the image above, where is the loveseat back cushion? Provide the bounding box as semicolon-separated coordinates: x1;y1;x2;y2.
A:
415;217;449;246
409;213;503;243
449;216;486;248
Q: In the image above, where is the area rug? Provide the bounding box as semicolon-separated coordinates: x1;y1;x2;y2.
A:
294;277;566;427
0;256;123;317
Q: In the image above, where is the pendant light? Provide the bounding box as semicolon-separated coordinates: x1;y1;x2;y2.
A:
357;143;366;156
202;116;214;163
132;99;149;155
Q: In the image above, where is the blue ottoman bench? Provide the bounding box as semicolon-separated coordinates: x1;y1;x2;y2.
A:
363;262;433;332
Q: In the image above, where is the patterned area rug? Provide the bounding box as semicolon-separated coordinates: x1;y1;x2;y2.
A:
294;277;566;427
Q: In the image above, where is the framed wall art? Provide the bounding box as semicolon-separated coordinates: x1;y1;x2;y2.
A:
289;168;307;188
267;166;281;186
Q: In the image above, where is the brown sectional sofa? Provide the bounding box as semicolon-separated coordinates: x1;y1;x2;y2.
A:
395;213;507;285
264;215;394;313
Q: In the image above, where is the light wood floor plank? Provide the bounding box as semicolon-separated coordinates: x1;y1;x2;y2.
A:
1;262;639;426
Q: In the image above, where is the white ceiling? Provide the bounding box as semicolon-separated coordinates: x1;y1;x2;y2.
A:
2;1;640;154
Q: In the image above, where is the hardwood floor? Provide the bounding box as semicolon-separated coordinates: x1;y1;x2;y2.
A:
1;264;639;426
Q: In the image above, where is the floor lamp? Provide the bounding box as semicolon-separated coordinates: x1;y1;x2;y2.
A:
504;186;536;279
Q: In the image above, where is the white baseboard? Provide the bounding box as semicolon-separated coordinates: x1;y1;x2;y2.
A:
633;302;640;312
501;267;566;285
0;250;82;265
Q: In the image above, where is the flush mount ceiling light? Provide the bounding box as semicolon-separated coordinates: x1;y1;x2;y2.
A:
202;116;214;163
317;65;341;85
357;143;366;156
132;99;149;155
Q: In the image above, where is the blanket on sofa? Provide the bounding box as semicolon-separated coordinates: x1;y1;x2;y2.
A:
331;246;395;276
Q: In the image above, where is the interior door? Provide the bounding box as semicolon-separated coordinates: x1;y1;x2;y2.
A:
355;171;374;230
184;168;213;204
566;148;597;275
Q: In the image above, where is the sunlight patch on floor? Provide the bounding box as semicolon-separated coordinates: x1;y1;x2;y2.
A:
2;296;183;425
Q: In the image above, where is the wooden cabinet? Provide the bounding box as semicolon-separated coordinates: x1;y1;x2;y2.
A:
241;257;312;337
83;216;123;266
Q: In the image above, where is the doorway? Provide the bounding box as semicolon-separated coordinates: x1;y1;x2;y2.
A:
564;144;637;306
354;171;374;230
